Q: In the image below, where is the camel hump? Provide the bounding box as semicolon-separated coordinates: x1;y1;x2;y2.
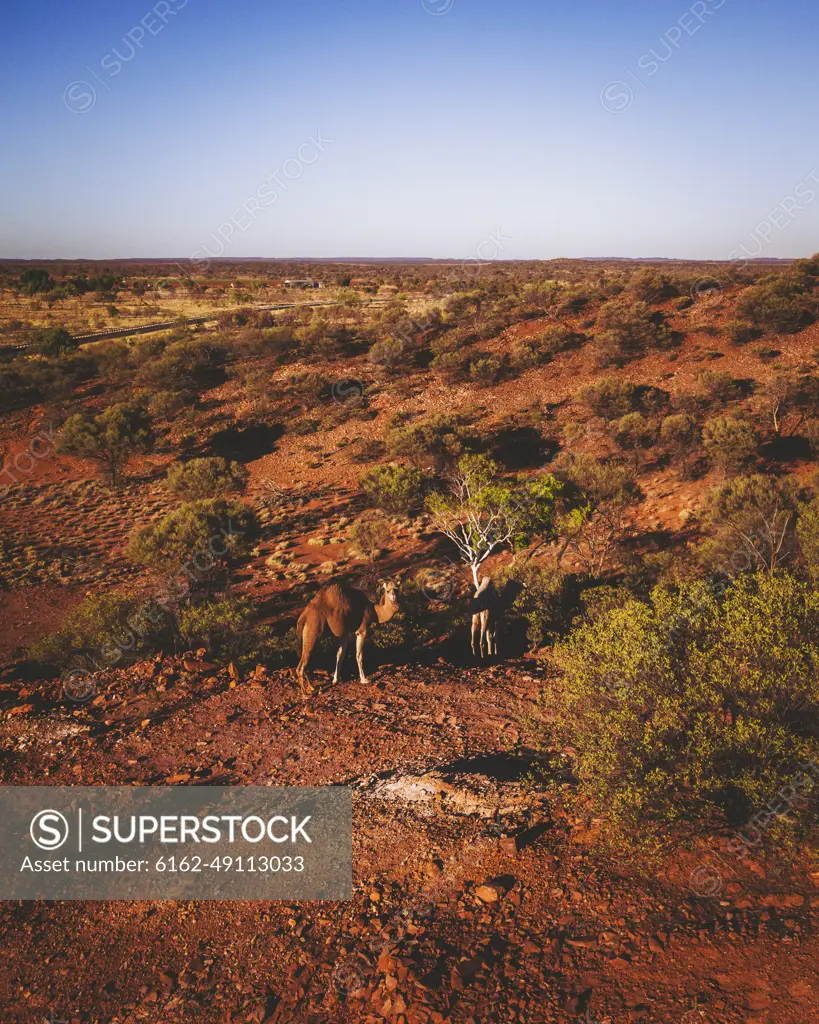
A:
308;581;370;630
314;580;363;609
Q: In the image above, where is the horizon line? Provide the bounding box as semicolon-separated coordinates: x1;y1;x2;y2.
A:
0;256;799;265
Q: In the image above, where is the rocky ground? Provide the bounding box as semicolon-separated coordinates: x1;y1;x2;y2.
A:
3;277;819;1022
1;653;818;1024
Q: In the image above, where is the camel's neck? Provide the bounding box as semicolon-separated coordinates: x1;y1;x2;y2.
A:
375;599;397;623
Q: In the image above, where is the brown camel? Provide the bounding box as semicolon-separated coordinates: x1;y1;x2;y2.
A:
296;579;400;697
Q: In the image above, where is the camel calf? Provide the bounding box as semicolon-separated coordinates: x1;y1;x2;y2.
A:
296;579;400;697
470;576;525;659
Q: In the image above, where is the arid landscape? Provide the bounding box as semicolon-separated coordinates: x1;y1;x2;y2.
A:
2;256;819;1022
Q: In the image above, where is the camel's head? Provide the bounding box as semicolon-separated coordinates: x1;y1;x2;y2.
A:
381;579;401;609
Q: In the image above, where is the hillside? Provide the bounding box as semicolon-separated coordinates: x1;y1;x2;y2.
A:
2;258;819;1023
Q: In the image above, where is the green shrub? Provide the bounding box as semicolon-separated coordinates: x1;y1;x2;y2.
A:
146;390;186;422
593;298;672;366
660;413;699;475
136;339;227;393
702;416;757;474
736;275;817;334
430;349;470;381
57;404;154;485
19;268;55;295
368;337;406;371
30;591;170;669
166;457;249;500
284;370;332;405
724;320;760;346
33;327;77;357
176;599;271;666
612;412;655;470
386;413;474;474
496;563;571;650
696;370;742;407
797;497;819;583
125;499;258;594
578;378;636;420
538;324;577;356
699;474;798;576
469;355;503;385
553;454;641;577
629;269;679;304
549;572;819;831
509;339;541;371
360;463;425;514
347;511;393;563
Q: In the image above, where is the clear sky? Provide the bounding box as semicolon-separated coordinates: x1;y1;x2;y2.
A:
1;0;818;260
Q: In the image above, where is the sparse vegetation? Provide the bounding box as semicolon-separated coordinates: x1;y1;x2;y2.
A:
165;457;249;500
359;463;425;515
57;404;154;484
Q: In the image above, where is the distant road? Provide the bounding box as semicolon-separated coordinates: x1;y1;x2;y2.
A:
0;297;387;353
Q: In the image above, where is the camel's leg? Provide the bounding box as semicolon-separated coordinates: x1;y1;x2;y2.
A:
480;613;489;659
355;630;369;685
296;620;320;697
332;634;350;685
471;615;480;657
489;626;497;657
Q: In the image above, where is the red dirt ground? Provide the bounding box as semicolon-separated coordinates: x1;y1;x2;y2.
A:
2;290;819;1023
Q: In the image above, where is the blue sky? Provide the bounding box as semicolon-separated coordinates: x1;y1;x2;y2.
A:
1;0;818;259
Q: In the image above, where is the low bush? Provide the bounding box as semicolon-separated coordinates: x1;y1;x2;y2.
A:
495;563;572;650
30;591;170;669
660;412;699;475
360;463;425;514
699;474;799;576
469;355;504;385
629;269;680;304
592;298;672;366
386;413;475;474
146;390;187;423
549;572;819;833
724;320;760;346
166;457;249;500
125;499;258;595
57;404;154;485
696;370;742;407
368;337;407;371
33;327;77;357
136;339;228;393
612;412;655;470
578;378;636;420
430;349;470;381
736;274;818;334
347;511;393;564
176;599;272;666
702;416;757;474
